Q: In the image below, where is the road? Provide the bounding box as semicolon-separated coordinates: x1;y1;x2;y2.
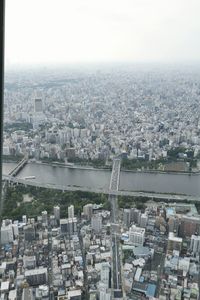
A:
109;159;123;299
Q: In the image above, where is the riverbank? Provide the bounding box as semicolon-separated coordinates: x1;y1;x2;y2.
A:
32;160;200;175
29;160;112;172
120;168;200;176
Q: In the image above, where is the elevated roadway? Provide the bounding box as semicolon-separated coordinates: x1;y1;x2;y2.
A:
109;158;123;299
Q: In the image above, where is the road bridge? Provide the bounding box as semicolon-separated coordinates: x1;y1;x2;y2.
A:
8;157;28;177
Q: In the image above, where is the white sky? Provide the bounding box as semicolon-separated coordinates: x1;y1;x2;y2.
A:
5;0;200;66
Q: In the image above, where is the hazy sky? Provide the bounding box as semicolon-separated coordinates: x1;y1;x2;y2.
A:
5;0;200;66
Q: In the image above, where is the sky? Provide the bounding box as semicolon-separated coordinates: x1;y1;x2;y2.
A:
5;0;200;66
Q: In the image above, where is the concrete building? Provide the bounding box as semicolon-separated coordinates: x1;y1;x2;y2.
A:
129;225;145;246
42;211;48;226
167;232;182;253
83;204;93;220
68;205;74;219
60;218;77;235
190;235;200;254
54;206;60;222
179;216;200;237
25;268;48;286
91;215;102;233
24;224;36;241
123;209;131;228
140;213;148;228
1;223;14;244
23;256;36;269
100;262;110;289
131;208;141;225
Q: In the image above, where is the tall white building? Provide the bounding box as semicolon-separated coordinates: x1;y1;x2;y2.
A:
68;205;74;219
42;211;48;226
190;235;200;254
1;223;14;244
54;206;60;221
91;215;102;233
129;225;145;246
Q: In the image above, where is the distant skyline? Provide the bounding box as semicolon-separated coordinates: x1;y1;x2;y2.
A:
5;0;200;66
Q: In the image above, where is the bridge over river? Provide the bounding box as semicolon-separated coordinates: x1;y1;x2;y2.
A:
2;158;200;202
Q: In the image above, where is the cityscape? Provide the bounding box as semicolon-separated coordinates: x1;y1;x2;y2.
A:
1;0;200;299
1;65;200;300
3;66;200;169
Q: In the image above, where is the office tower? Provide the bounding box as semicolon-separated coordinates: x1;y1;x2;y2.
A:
129;225;145;246
190;235;200;254
34;98;43;113
68;205;74;219
83;204;93;220
123;209;131;228
54;206;60;221
91;215;102;233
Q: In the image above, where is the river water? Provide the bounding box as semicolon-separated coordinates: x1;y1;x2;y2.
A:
3;162;200;197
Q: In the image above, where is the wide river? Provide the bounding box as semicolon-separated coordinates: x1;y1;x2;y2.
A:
2;162;200;196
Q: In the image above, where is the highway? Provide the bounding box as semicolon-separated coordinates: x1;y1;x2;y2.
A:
109;159;123;299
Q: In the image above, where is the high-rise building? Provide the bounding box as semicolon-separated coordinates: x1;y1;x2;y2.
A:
140;213;148;228
83;204;93;220
91;215;102;233
190;235;200;254
1;223;14;244
34;98;43;113
123;209;131;228
129;225;145;246
100;262;110;289
54;206;60;221
68;205;74;219
41;211;48;226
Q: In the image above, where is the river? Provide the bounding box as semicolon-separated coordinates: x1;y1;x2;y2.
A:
3;162;200;197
